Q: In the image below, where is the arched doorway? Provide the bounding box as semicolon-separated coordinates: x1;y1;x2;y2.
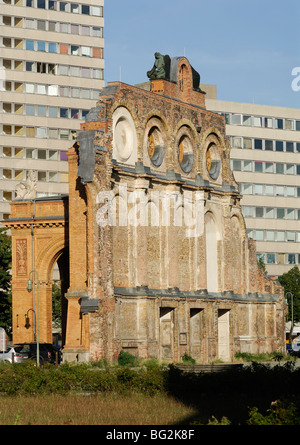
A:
51;249;69;347
5;197;69;346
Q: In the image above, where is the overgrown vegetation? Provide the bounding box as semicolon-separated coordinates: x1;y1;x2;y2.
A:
1;359;300;424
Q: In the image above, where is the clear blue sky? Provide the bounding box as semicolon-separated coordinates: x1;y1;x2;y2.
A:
104;0;300;109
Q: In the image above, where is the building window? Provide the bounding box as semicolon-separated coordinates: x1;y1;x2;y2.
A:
38;172;47;182
276;163;284;174
288;254;296;264
71;3;79;13
266;231;275;241
243;115;251;126
60;1;68;12
256;230;264;241
276;208;285;219
265;140;273;150
60;108;68;118
286;164;294;175
49;1;57;10
232;160;241;171
254;184;263;195
265;184;274;196
49;107;58;117
49;43;57;53
71;109;79;119
82;5;90;14
243;138;252;149
243;160;252;171
286;209;295;220
265;207;274;218
287;232;296;242
231;114;241;125
253;117;262;127
26;40;35;50
254;139;262;150
266;254;276;264
254;161;263;172
37;41;46;52
265;162;274;173
37;106;46;116
26;104;35;115
255;207;264;218
264;118;273;128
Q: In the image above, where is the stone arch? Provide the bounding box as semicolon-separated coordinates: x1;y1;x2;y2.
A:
35;235;69;345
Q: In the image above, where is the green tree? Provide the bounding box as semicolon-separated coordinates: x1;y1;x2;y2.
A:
278;266;300;323
52;283;61;329
0;228;12;334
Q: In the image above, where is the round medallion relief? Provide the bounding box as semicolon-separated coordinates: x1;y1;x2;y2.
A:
206;143;221;180
147;126;164;167
112;107;137;163
178;134;194;173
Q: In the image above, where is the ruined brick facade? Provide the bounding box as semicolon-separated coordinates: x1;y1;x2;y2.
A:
6;57;286;363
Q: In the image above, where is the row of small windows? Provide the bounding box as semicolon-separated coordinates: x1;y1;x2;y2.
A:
2;0;103;17
2;16;103;38
231;159;300;176
239;182;300;198
221;112;300;132
2;80;101;99
242;206;300;220
1;38;103;59
2;103;90;120
1;124;76;140
0;147;68;161
256;252;300;266
230;136;300;153
248;229;300;243
0;169;68;183
2;59;103;80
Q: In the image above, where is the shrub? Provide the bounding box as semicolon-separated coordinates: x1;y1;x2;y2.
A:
248;398;300;425
181;353;196;364
117;350;137;367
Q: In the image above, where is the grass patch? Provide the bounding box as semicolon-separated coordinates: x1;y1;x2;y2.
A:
1;359;300;424
0;393;197;425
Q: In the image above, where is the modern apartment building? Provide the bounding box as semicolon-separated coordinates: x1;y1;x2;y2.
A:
0;0;105;220
205;92;300;278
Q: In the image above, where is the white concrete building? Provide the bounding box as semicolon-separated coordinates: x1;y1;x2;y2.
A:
205;91;300;278
0;0;105;220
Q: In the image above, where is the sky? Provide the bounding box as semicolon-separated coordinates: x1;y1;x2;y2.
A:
104;0;300;109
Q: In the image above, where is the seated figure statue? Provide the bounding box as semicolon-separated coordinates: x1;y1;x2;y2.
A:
147;52;170;80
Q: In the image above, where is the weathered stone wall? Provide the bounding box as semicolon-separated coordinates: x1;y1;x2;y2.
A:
5;56;286;364
76;57;286;363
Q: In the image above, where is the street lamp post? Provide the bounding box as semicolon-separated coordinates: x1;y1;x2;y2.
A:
27;270;39;367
